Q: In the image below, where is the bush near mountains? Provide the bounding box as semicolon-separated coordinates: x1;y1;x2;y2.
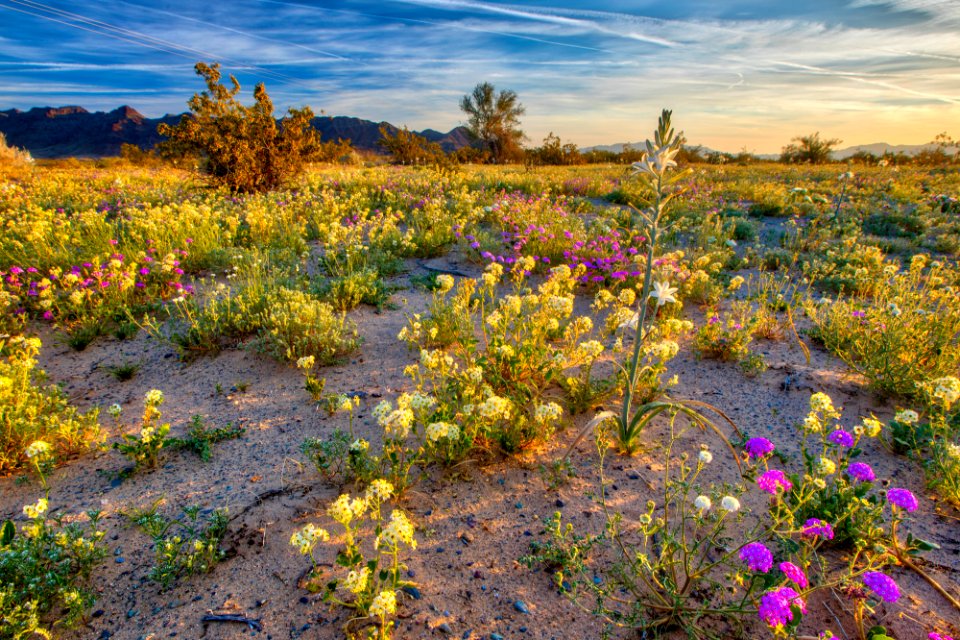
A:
158;62;321;193
0;131;32;165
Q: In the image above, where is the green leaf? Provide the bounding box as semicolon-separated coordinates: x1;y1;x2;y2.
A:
1;519;14;546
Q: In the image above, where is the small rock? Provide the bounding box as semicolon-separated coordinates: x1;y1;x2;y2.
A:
402;585;422;600
554;499;564;508
438;623;453;635
514;600;530;614
490;634;504;640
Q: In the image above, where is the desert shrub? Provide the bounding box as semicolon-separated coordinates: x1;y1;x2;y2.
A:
158;62;320;193
256;287;360;363
542;393;930;638
0;502;107;639
802;240;891;296
396;274;474;349
693;304;756;363
0;336;101;472
128;503;229;589
806;255;960;398
167;414;244;462
291;486;417;640
114;389;171;472
886;378;960;506
0;132;32;166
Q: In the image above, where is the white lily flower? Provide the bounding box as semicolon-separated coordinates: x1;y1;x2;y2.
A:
650;281;678;307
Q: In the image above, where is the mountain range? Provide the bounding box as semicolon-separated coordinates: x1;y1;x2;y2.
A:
0;104;939;160
0;105;473;158
583;141;938;160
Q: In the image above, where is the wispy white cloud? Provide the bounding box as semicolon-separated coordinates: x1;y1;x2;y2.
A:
1;0;959;151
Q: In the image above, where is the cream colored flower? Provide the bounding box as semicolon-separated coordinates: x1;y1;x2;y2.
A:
23;498;49;519
343;566;370;594
25;440;52;459
895;409;919;425
650;280;678;307
720;496;741;512
369;590;397;617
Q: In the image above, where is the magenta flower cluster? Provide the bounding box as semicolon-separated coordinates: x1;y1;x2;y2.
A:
739;542;773;573
757;469;792;495
863;571;900;603
827;429;854;448
846;461;876;483
744;437;775;459
887;488;919;512
800;518;834;540
779;561;808;589
758;586;806;627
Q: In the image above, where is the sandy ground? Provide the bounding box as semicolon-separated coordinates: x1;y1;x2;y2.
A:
2;253;958;640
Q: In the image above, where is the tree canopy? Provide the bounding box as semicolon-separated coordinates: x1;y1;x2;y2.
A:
780;132;842;164
158;62;320;192
459;82;525;163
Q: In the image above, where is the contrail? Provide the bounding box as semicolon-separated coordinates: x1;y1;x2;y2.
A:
774;60;959;105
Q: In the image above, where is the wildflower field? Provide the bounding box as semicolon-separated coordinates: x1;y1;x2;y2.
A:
2;122;960;640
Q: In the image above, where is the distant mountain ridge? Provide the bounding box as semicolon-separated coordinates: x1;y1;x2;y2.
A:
584;140;938;160
0;105;473;158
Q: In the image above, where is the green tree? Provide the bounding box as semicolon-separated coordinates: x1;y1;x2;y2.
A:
459;82;525;163
531;132;581;165
158;62;320;192
780;132;842;164
378;125;443;165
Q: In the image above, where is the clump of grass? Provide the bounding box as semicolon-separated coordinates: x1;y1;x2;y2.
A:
106;360;141;381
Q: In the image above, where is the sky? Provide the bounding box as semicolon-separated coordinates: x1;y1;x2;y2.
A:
0;0;958;153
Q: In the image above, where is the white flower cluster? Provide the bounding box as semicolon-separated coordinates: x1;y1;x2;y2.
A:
478;395;512;421
376;510;417;550
328;494;367;525
534;402;563;425
426;421;459;443
144;389;165;406
289;523;329;555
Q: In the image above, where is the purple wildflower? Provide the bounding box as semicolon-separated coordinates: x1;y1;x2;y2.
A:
779;562;808;588
863;572;900;602
846;462;875;483
800;518;834;540
739;542;773;573
757;469;793;495
828;429;854;448
745;437;775;459
758;586;806;628
887;488;918;512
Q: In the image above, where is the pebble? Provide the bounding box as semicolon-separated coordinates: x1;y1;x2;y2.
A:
554;499;564;508
438;623;453;635
462;630;473;640
490;634;504;640
513;600;530;614
402;585;422;600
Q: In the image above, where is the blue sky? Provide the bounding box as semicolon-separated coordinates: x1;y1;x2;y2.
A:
1;0;958;152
